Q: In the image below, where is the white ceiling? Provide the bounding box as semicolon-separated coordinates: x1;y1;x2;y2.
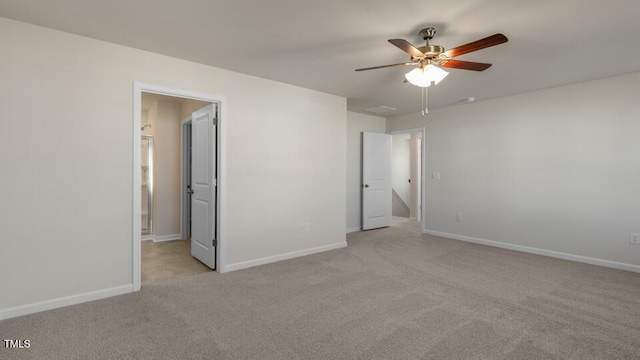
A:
2;0;639;116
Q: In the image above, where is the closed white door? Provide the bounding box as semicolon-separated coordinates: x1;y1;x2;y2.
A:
191;104;217;269
362;132;392;230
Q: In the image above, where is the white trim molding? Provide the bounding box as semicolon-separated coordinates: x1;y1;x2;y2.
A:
0;285;133;321
225;242;348;272
423;228;640;274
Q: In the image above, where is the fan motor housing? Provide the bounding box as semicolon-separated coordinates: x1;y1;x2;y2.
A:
415;44;445;58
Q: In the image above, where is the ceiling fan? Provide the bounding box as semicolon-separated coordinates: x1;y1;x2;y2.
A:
356;27;508;87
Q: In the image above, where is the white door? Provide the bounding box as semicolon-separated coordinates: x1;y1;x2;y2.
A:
362;132;392;230
191;104;217;269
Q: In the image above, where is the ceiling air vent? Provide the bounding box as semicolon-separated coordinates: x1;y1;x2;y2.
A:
365;105;396;114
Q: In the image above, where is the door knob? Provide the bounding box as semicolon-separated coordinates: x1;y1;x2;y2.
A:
363;184;369;188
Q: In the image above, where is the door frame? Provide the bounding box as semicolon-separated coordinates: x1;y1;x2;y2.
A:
133;82;228;292
387;127;426;227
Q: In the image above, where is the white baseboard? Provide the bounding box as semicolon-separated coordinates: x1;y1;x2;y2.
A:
423;228;640;274
225;241;348;272
0;284;133;321
346;227;361;234
152;234;182;242
140;234;182;242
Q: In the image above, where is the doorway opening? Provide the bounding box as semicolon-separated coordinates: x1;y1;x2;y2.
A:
389;128;425;225
133;83;227;291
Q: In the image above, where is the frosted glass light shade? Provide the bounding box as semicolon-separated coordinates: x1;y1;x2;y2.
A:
405;65;449;87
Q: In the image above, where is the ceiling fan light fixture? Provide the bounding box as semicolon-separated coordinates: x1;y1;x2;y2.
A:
404;64;449;88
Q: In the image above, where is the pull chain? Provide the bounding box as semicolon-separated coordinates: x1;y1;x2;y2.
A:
421;87;429;116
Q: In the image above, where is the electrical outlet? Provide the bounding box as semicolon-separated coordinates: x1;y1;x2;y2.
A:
432;172;441;179
456;213;462;222
300;223;311;233
630;233;640;245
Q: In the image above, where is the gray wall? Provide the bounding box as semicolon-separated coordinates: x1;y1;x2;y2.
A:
387;72;640;271
0;18;347;317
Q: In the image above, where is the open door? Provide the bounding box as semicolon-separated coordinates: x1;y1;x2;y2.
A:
362;132;392;230
191;104;217;269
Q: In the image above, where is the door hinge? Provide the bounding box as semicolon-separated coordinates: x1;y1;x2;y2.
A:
212;178;217;187
212;117;217;126
212;239;217;247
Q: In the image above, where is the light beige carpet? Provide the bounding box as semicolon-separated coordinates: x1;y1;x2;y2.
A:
2;218;640;359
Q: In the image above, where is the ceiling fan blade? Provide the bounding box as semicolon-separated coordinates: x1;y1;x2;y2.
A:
440;60;492;71
444;34;508;58
388;39;424;58
355;62;415;71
